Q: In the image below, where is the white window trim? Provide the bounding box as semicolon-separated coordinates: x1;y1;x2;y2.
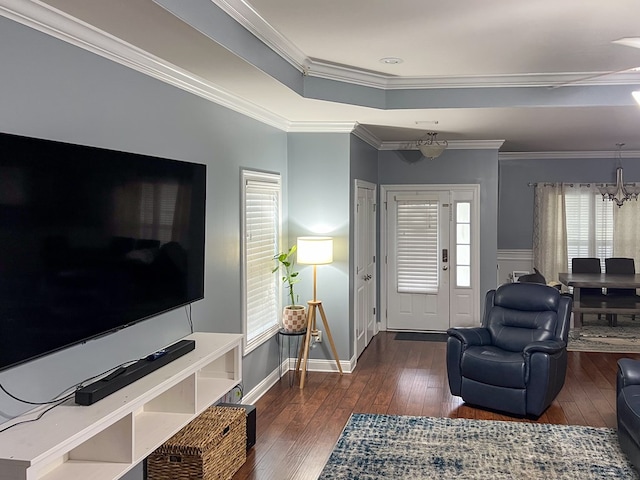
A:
241;169;282;355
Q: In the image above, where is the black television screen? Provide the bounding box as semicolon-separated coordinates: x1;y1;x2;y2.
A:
0;132;206;372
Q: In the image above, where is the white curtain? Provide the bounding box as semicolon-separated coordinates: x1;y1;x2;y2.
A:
614;200;640;265
532;183;567;285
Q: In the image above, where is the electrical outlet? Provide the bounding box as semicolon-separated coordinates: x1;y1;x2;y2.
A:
315;330;322;343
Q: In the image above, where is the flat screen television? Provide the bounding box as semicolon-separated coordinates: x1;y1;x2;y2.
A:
0;132;206;372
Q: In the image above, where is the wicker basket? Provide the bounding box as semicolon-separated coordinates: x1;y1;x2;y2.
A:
148;406;246;480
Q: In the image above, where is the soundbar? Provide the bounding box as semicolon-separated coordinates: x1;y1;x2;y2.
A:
75;339;196;406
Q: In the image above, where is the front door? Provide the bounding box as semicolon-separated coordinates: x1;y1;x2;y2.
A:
386;190;451;331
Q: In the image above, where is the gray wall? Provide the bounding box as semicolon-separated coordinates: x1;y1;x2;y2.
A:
287;133;351;362
0;16;286;432
350;135;380;186
10;9;633;476
379;148;500;299
498;157;640;249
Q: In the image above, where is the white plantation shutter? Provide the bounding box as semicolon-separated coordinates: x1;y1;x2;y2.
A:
565;190;590;260
243;171;281;351
565;187;613;269
595;200;614;259
396;199;439;294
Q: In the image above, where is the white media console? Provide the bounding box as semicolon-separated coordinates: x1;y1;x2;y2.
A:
0;332;243;480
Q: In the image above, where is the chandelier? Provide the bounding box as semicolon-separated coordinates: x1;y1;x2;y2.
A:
416;132;448;160
598;143;640;207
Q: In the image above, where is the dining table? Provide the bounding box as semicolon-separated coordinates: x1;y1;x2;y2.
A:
558;272;640;329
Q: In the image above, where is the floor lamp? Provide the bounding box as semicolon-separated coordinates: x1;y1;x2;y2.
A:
295;236;343;389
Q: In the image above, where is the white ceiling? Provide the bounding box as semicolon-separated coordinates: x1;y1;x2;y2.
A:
8;0;640;153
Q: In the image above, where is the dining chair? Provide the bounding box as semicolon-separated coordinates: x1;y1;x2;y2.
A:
605;257;638;324
571;257;604;323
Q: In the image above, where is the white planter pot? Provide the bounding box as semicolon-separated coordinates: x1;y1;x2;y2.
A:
282;305;307;332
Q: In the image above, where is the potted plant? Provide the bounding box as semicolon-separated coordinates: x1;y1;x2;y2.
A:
273;245;307;332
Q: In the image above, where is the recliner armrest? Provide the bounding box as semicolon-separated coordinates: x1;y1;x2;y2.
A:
523;339;566;357
618;358;640;389
447;327;491;347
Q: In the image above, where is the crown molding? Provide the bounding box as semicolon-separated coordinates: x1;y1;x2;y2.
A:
305;59;396;90
305;64;640;90
286;121;357;134
352;124;383;149
381;140;505;151
209;0;640;90
208;0;306;73
9;0;634;153
499;151;640;160
0;0;293;132
0;0;368;140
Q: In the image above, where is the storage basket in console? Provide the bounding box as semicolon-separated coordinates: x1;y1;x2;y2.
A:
148;406;246;480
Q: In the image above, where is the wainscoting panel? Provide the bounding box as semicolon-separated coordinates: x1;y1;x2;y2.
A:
497;249;534;286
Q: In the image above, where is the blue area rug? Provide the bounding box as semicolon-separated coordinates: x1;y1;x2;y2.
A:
318;414;639;479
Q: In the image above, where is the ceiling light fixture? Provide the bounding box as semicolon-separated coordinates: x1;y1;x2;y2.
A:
598;143;640;207
379;57;403;65
416;132;448;160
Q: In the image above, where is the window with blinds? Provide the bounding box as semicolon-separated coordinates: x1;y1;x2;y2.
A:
242;170;281;352
565;188;614;268
396;199;439;294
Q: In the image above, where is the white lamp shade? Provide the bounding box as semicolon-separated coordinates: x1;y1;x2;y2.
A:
297;236;333;265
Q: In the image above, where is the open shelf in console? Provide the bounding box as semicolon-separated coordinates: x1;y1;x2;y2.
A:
0;332;243;480
195;346;239;410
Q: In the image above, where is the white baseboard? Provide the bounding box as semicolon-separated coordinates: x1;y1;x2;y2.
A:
242;355;356;405
241;367;281;405
304;356;356;374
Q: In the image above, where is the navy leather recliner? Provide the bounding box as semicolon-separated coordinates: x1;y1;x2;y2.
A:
447;282;572;417
617;358;640;470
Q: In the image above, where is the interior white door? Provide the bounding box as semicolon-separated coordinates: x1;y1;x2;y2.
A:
386;190;450;331
355;181;376;358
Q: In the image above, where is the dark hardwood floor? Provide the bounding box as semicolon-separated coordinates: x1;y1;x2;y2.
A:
232;331;640;480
